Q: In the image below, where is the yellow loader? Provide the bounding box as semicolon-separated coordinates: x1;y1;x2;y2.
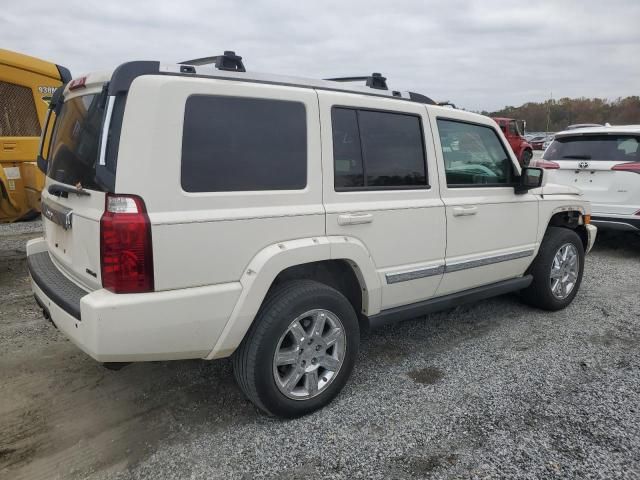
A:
0;49;71;222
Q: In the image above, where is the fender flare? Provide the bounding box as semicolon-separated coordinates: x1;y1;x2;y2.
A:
205;236;381;359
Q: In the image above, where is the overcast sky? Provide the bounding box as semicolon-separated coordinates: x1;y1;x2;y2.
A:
2;0;639;111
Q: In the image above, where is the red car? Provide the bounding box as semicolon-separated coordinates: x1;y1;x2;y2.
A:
492;117;534;165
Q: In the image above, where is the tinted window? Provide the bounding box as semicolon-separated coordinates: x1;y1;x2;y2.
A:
182;96;307;192
437;119;514;186
543;135;640;161
332;108;364;188
332;107;427;189
47;93;106;190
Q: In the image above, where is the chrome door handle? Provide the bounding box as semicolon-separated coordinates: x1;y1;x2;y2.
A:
452;206;478;217
337;213;374;226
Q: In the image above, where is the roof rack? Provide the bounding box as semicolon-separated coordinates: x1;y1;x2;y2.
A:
325;73;388;90
179;51;246;72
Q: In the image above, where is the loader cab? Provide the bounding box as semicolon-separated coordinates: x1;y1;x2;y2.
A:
0;49;70;222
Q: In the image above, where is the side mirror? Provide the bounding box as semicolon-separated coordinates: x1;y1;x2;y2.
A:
515;167;543;194
37;154;48;174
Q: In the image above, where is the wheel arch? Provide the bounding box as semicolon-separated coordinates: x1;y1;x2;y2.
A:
205;236;381;359
544;208;590;251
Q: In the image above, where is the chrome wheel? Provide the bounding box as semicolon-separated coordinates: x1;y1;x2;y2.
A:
550;243;579;299
273;309;346;400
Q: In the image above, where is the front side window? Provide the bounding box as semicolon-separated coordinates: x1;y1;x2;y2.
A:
181;95;307;192
437;119;514;187
332;107;427;189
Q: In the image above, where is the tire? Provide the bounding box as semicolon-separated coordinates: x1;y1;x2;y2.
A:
521;149;533;166
521;227;585;311
232;280;359;418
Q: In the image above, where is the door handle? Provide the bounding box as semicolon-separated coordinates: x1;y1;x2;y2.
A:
337;213;374;226
452;206;478;217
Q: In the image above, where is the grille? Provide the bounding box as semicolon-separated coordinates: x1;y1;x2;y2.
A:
0;80;41;137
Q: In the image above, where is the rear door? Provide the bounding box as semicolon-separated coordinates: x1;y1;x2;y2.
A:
543;133;640;215
40;81;111;290
318;91;446;310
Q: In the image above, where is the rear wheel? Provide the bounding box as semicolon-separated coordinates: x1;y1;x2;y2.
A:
233;280;359;418
521;149;533;166
521;227;585;310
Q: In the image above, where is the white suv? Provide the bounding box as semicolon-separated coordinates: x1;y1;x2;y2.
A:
28;52;597;417
537;125;640;232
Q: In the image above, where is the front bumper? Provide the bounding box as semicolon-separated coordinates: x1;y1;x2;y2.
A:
27;238;242;362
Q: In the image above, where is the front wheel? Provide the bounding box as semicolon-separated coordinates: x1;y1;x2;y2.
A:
521;149;533;166
521;227;585;310
233;280;359;418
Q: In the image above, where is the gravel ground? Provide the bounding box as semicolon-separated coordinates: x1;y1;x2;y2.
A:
0;220;638;480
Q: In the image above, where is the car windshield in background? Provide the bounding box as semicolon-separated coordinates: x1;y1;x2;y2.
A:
543;134;640;161
47;93;106;190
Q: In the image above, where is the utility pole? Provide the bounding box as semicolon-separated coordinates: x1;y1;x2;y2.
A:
546;92;553;133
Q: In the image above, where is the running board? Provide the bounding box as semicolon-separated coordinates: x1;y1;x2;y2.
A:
367;275;533;329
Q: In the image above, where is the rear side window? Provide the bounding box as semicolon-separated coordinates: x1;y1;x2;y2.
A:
181;96;307;192
437;119;514;187
0;80;41;137
332;107;427;189
543;135;640;161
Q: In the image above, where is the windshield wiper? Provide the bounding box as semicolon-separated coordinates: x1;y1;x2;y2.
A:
562;155;591;160
48;184;91;197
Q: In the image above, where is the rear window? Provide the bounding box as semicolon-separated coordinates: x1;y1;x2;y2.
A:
543;135;640;161
47;93;107;190
181;95;307;192
0;80;41;137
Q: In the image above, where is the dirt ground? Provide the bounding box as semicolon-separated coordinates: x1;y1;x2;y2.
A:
1;221;639;480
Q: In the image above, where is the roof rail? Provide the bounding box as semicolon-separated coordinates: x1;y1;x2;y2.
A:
179;51;246;72
437;101;457;109
325;73;388;90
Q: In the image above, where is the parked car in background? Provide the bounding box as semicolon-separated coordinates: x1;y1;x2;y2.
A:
491;117;533;165
529;135;547;150
27;53;596;418
0;49;70;222
536;125;640;232
543;135;555;151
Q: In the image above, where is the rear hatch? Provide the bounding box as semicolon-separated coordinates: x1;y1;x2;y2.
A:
542;133;640;215
40;77;113;290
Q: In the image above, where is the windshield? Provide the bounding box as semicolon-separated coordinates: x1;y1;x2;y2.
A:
543;134;640;161
46;92;107;190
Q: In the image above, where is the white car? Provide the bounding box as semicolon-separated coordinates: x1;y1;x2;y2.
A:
536;125;640;232
28;52;596;417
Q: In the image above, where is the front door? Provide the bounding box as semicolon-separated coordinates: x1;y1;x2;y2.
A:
429;111;539;296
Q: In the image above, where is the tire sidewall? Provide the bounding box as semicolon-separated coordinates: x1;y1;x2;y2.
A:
534;229;585;309
253;284;359;418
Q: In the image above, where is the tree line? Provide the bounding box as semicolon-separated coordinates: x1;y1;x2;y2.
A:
482;96;640;132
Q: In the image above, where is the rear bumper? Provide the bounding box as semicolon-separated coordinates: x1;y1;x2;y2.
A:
591;215;640;232
27;238;242;362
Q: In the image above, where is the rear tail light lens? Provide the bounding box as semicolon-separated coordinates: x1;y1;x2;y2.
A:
611;162;640;174
536;160;560;169
100;194;154;293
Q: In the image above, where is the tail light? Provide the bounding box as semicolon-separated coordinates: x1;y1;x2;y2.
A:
612;162;640;174
536;160;560;169
100;194;154;293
